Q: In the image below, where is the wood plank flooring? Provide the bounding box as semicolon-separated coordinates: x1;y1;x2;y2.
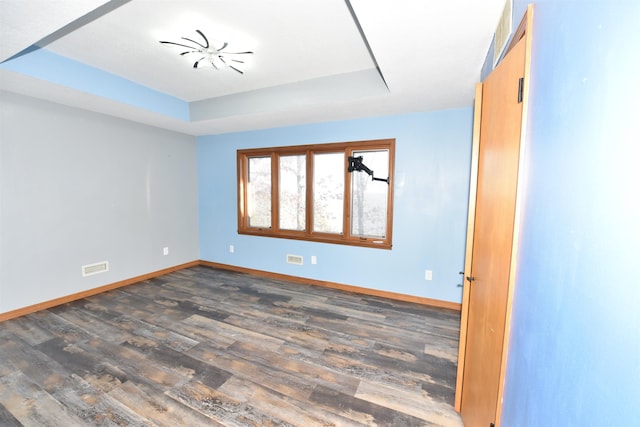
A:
0;266;463;426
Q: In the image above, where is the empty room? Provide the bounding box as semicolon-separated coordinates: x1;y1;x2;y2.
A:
1;1;638;426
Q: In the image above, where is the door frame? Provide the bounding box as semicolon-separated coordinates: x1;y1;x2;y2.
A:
454;5;533;426
454;81;482;411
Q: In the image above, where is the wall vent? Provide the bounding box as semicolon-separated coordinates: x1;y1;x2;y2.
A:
493;0;513;66
82;261;109;277
286;254;303;265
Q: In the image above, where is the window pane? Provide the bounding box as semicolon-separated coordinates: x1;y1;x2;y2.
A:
279;155;306;231
247;156;271;228
313;152;344;234
350;149;389;238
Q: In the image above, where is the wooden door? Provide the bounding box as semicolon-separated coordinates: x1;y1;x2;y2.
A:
460;35;527;427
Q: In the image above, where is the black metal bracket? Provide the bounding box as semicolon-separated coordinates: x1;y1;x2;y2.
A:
347;156;389;184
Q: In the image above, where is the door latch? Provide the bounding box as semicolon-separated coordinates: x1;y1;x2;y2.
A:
459;271;475;285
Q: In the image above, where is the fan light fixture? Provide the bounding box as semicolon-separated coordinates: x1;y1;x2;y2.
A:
160;29;253;74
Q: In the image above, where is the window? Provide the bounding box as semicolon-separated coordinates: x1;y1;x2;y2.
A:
237;139;395;249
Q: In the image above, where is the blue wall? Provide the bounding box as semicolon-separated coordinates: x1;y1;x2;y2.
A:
198;110;473;303
502;1;640;425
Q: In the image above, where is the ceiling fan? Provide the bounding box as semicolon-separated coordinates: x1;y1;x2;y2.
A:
160;29;253;74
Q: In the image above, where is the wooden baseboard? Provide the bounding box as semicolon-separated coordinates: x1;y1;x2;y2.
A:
0;261;200;322
199;260;462;312
0;259;461;322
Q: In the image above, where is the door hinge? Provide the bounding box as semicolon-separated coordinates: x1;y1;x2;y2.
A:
517;77;524;103
490;423;495;427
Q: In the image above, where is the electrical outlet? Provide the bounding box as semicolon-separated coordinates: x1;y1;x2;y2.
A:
229;245;235;253
424;270;432;281
311;255;317;265
163;247;169;256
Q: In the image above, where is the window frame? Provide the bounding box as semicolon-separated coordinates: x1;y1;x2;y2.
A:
237;138;395;249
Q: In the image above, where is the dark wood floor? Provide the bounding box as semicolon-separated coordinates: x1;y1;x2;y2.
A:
0;266;463;426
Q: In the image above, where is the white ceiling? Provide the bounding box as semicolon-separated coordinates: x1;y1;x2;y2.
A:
0;0;507;136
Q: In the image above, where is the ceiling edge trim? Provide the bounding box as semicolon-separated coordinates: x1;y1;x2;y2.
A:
345;0;390;91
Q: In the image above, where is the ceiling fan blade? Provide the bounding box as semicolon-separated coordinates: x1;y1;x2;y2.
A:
219;56;232;68
179;50;199;56
160;40;198;50
195;30;210;48
225;51;253;56
219;56;244;73
182;36;207;49
193;57;206;68
218;42;229;51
